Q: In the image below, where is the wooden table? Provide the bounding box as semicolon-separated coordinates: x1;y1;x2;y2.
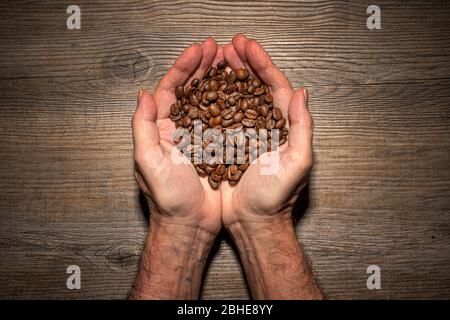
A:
0;0;449;299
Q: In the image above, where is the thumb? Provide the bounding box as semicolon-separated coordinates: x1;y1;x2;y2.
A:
282;88;313;173
132;90;160;154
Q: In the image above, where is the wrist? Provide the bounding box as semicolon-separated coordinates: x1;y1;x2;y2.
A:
224;207;295;238
130;214;216;300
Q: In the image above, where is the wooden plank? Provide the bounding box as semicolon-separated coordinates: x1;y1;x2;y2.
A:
0;0;449;299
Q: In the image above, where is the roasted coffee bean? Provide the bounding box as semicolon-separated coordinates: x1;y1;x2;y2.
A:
256;117;266;130
208;175;219;189
227;96;237;106
228;70;237;84
181;116;192;127
252;79;262;87
253;87;265;96
245;109;258;120
208;67;218;78
206;91;218;102
275;118;286;129
222;109;234;120
265;119;276;129
213;115;223;126
240;99;249;111
247;85;256;94
222;119;233;128
272;107;282;120
191;78;200;87
236;68;250;80
259;105;269;117
209;79;219;91
195;165;207;177
175;86;185;99
211;170;222;182
232;111;244;123
188;108;200;119
242;118;256;127
209;103;221;117
229;164;238;176
190;94;199;107
170;104;180;116
217;60;228;69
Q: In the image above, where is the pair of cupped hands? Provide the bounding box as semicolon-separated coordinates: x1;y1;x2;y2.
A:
132;34;313;238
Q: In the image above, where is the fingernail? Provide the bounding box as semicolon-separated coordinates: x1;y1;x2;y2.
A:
138;90;144;100
303;88;308;102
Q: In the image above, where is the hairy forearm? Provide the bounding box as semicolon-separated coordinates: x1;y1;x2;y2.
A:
129;215;215;300
227;216;323;300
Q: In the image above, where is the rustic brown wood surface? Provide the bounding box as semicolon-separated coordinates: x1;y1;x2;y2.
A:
0;0;449;299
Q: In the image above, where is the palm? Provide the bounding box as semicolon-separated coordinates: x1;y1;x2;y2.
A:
221;35;313;224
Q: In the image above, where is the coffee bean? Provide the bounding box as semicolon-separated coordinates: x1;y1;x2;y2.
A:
228;70;237;84
275;118;286;129
242;118;256;127
209;79;219;91
252;79;261;87
213;115;223;126
175;86;185;99
208;67;218;78
170;104;180;116
206;91;218;102
222;109;234;120
208;175;219;189
265;119;276;129
272;107;282;120
227;96;237;106
240;99;249;111
236;68;250;80
211;170;222;182
209;103;221;117
232;111;244;123
195;165;207;177
259;105;269;117
181;116;192;127
245;109;258;120
188;107;200;119
217;60;228;69
190;94;199;107
191;78;200;87
253;87;265;96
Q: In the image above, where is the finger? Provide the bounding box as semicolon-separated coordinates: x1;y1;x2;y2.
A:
244;39;292;92
281;88;313;172
224;43;245;69
232;33;250;65
132;90;160;154
211;44;224;67
155;43;203;93
188;38;218;83
154;43;203;118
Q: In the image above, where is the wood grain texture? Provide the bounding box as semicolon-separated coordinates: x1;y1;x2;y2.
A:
0;0;449;299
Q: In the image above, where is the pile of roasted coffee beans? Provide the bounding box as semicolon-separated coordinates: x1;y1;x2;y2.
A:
169;60;288;189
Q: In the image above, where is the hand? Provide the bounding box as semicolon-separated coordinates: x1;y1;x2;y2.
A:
130;39;225;299
221;34;313;232
132;38;224;236
218;35;320;299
